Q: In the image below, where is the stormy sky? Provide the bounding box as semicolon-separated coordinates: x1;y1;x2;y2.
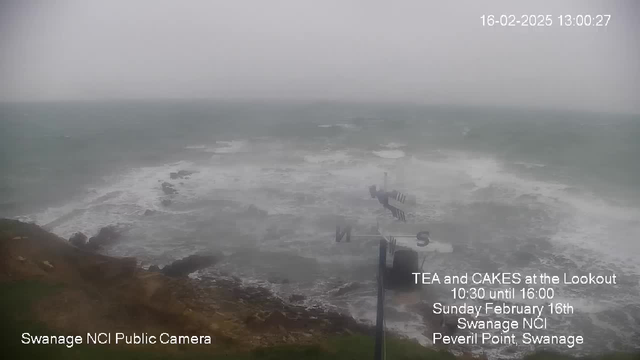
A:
0;0;638;114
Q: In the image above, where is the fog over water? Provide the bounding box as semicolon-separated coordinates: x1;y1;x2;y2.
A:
1;0;639;114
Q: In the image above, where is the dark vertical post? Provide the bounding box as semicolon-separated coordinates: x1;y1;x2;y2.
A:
374;238;387;360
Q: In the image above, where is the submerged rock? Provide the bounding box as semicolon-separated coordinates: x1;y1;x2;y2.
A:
161;253;222;277
246;204;268;217
143;209;157;216
170;170;194;180
161;182;178;195
69;232;88;248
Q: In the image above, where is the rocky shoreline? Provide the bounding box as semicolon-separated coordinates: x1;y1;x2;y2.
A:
0;219;380;349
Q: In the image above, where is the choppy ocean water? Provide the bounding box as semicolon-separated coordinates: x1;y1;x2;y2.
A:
1;101;639;358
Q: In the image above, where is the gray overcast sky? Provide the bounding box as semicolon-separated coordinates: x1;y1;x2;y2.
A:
0;0;638;114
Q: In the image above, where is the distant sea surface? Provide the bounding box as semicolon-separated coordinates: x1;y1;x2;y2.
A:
1;101;639;358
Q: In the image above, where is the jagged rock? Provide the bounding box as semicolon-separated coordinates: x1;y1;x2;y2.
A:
289;294;306;303
170;170;194;180
161;182;178;195
148;265;161;272
143;209;157;216
161;199;172;207
86;225;122;251
161;253;222;277
69;232;88;248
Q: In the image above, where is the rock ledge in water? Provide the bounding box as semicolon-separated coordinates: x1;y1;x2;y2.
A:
170;170;194;180
160;253;223;277
161;182;178;195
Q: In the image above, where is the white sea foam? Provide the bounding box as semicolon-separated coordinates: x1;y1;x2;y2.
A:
210;140;248;154
26;160;196;238
303;151;351;164
318;123;358;129
372;149;405;159
382;142;406;149
184;145;208;150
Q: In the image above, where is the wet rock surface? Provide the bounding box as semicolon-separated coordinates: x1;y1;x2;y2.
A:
86;225;122;251
68;226;123;251
161;182;178;195
170;170;194;180
69;232;87;248
159;253;223;277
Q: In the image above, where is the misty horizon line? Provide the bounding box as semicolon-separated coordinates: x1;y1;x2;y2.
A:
1;96;638;117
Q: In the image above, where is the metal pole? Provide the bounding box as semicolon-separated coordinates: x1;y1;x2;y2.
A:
374;238;387;360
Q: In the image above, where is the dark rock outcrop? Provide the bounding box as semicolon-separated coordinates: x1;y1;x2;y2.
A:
161;253;222;277
170;170;194;180
69;232;88;248
161;182;178;195
86;225;122;251
143;209;157;216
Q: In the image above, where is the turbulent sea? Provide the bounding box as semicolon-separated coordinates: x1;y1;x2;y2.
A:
1;101;639;358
